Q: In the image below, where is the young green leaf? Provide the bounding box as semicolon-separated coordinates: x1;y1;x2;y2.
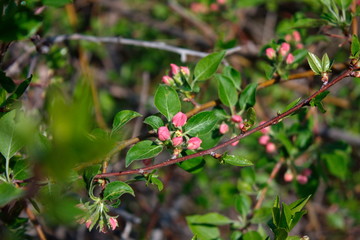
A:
239;83;257;111
103;181;135;201
184;111;218;136
43;0;72;7
222;154;253;167
143;115;164;130
216;74;238;107
0;183;24;207
321;53;330;72
351;35;360;57
187;213;233;225
194;51;225;82
154;85;181;121
307;52;322;75
0;71;16;93
288;195;311;214
112;110;142;134
125;140;163;167
223;66;242;90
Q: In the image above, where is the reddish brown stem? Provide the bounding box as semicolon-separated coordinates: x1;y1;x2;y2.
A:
94;69;353;179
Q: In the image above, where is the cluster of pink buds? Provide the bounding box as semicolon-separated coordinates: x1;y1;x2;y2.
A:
266;43;294;65
258;121;276;153
190;0;226;14
162;64;190;87
218;114;247;146
285;30;303;49
157;112;202;156
283;168;312;185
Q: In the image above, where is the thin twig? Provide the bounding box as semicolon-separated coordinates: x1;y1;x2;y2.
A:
94;68;353;179
25;202;47;240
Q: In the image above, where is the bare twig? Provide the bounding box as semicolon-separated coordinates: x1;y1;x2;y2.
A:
25;202;47;240
94;68;354;179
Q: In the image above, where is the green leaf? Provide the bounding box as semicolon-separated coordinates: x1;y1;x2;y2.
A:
187;213;233;225
12;158;30;181
125;140;163;167
112;110;142;134
1;76;32;109
0;111;24;160
217;74;238;107
177;156;205;174
282;97;302;114
143;115;164;130
222;153;253;167
289;210;307;231
187;223;219;240
242;231;263;240
184;111;218;136
103;181;135;200
0;71;16;93
154;85;181;120
194;51;225;82
43;0;72;7
272;196;281;227
321;53;330;71
310;91;330;113
235;194;252;217
279;203;292;230
323;151;348;180
239;83;257;111
223;66;242;90
351;35;360;57
149;176;164;191
274;228;289;240
244;107;256;127
82;164;101;190
289;195;311;214
307;52;322;75
0;183;24;207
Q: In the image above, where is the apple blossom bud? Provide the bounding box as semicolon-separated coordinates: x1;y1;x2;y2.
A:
259;135;270;145
143;159;152;166
217;0;226;4
279;42;290;56
302;168;312;177
187;137;202;150
284;171;294;182
231;115;243;123
231;140;239;146
266;142;276;153
293;31;301;42
219;122;229;134
109;217;118;231
158;126;170;141
297;174;308;184
238;122;245;131
172;112;187;127
285;34;292;42
180;66;190;76
296;43;304;49
162;75;173;85
266;48;276;60
172;137;183;146
286;53;295;64
170;63;180;76
85;220;92;229
259;121;270;134
210;3;219;11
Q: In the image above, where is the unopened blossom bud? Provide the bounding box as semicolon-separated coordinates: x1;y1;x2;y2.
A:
109;217;118;231
285;34;292;42
266;142;276;153
231;140;239;146
238;122;245;131
158;126;170;141
296;43;304;49
219;122;229;134
162;75;173;85
172;137;183;147
210;3;219;11
172;112;187;127
187;137;202;150
302;168;312;177
266;48;276;60
217;0;226;4
297;174;308;184
231;115;243;123
170;63;180;76
180;66;190;75
259;121;270;134
293;31;301;42
259;135;270;145
286;53;295;64
284;171;294;182
85;220;92;229
279;42;290;56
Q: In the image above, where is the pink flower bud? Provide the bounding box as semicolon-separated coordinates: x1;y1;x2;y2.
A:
162;75;173;85
109;217;118;231
158;126;170;141
172;137;183;146
85;220;92;229
279;42;290;56
296;43;304;49
297;174;308;184
217;0;226;4
172;112;187;127
285;34;292;42
284;171;294;182
266;142;276;153
286;53;294;64
180;66;190;76
231;140;239;146
302;168;312;177
170;64;180;76
231;115;243;123
187;137;202;150
259;121;270;134
210;3;219;11
265;48;276;60
259;135;270;145
292;31;301;42
219;122;229;134
238;122;245;130
190;3;208;13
